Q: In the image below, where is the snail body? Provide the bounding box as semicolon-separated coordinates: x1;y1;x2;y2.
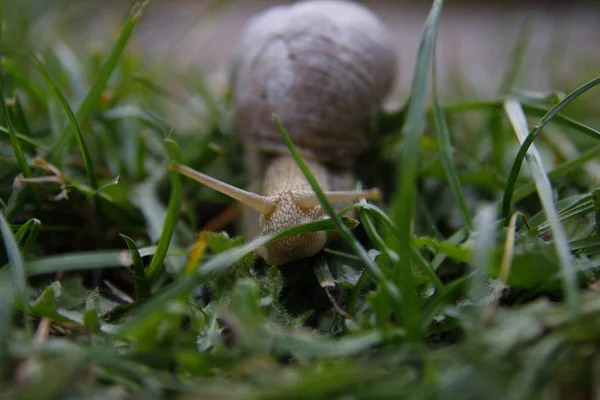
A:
174;0;397;265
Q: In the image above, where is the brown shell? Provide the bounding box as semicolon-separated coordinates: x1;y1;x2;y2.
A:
232;0;397;166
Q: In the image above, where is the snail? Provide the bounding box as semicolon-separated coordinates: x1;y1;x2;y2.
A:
172;0;397;265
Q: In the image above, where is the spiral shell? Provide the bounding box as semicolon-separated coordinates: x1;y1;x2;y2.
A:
232;0;397;165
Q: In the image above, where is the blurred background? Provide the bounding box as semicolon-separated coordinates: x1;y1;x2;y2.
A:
5;0;600;101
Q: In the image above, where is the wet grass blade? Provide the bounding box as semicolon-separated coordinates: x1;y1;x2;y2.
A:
502;76;600;221
46;0;148;162
390;0;444;339
504;99;579;317
32;56;98;190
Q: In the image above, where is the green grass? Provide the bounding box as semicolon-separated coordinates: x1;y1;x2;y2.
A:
2;0;600;398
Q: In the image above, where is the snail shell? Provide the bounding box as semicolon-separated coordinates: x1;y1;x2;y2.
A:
232;0;397;166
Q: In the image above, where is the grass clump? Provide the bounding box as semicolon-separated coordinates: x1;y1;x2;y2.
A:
2;0;600;399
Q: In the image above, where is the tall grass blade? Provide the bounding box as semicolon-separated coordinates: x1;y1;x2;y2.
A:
144;141;184;281
46;0;147;162
499;21;532;94
32;56;98;190
390;0;444;339
432;59;472;229
489;20;532;171
504;99;579;317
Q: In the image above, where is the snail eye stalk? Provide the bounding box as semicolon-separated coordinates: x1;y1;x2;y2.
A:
169;164;276;214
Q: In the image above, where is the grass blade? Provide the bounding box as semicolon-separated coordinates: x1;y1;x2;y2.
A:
46;0;148;163
512;143;600;204
522;103;600;141
502;76;600;220
7;91;30;136
27;250;134;276
0;125;47;150
272;115;402;311
442;99;600;141
120;233;150;300
432;56;472;229
32;56;98;190
145;141;184;281
12;217;41;256
504;99;579;317
390;0;444;339
489;20;532;171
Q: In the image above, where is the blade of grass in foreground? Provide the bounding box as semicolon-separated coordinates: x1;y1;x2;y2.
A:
27;250;135;276
502;76;600;221
390;0;444;340
32;56;98;190
504;99;579;317
46;0;148;163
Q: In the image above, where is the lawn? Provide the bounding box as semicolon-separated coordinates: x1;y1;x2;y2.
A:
2;0;600;399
